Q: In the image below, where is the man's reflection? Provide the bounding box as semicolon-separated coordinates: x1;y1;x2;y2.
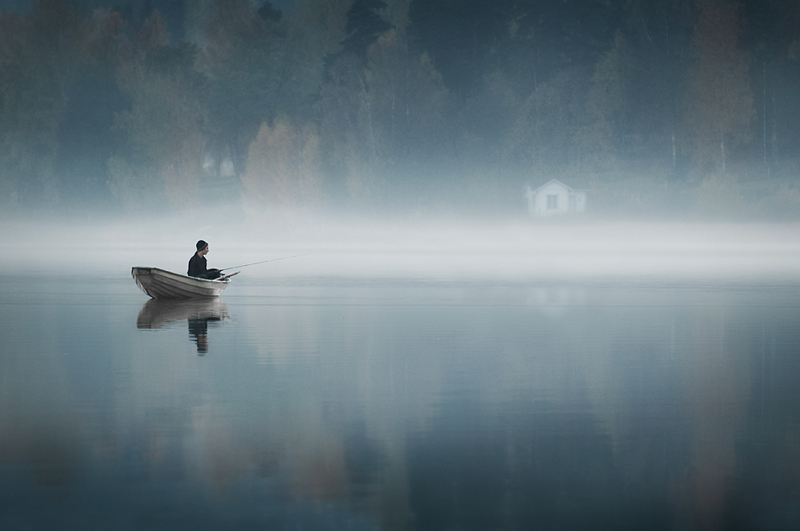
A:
188;315;218;354
137;299;229;354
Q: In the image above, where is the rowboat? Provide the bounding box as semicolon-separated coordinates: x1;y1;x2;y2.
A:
131;267;231;299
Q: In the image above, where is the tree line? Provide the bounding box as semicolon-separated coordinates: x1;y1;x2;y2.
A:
1;0;799;218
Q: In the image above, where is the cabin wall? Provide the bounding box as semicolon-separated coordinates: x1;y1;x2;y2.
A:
526;183;588;217
530;183;570;217
574;191;587;212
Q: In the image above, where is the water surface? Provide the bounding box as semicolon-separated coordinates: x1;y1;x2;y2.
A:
1;273;799;530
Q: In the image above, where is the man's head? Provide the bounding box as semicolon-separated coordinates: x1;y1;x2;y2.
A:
196;240;209;256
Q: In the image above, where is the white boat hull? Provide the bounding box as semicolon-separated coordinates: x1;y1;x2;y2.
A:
131;267;230;299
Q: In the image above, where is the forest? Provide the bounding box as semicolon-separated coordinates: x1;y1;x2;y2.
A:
1;0;800;219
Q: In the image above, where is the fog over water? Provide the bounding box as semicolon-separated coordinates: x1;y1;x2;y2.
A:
3;215;799;284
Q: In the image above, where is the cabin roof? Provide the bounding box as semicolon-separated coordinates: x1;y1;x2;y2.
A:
528;178;589;194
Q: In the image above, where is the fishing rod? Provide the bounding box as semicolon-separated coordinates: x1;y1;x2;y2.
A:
219;253;310;272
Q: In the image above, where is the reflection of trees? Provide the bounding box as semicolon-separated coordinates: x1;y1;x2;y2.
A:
5;285;800;528
406;403;624;530
687;308;800;529
677;304;748;529
390;286;787;529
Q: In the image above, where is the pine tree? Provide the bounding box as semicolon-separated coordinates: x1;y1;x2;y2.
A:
341;0;391;62
575;31;630;172
686;0;754;176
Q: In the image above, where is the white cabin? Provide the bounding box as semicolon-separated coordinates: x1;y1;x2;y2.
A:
525;179;588;217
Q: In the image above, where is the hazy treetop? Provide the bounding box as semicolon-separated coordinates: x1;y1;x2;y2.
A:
1;0;799;221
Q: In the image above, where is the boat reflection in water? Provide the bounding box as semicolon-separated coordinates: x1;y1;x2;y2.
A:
136;299;230;354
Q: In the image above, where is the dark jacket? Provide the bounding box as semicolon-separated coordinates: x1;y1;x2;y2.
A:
188;254;208;277
188;253;221;279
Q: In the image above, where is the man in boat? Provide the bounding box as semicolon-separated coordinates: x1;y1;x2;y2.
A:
188;240;222;279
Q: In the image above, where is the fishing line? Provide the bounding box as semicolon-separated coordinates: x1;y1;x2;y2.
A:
219;253;310;272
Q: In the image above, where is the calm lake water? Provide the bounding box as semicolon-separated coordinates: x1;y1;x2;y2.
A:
1;273;799;530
